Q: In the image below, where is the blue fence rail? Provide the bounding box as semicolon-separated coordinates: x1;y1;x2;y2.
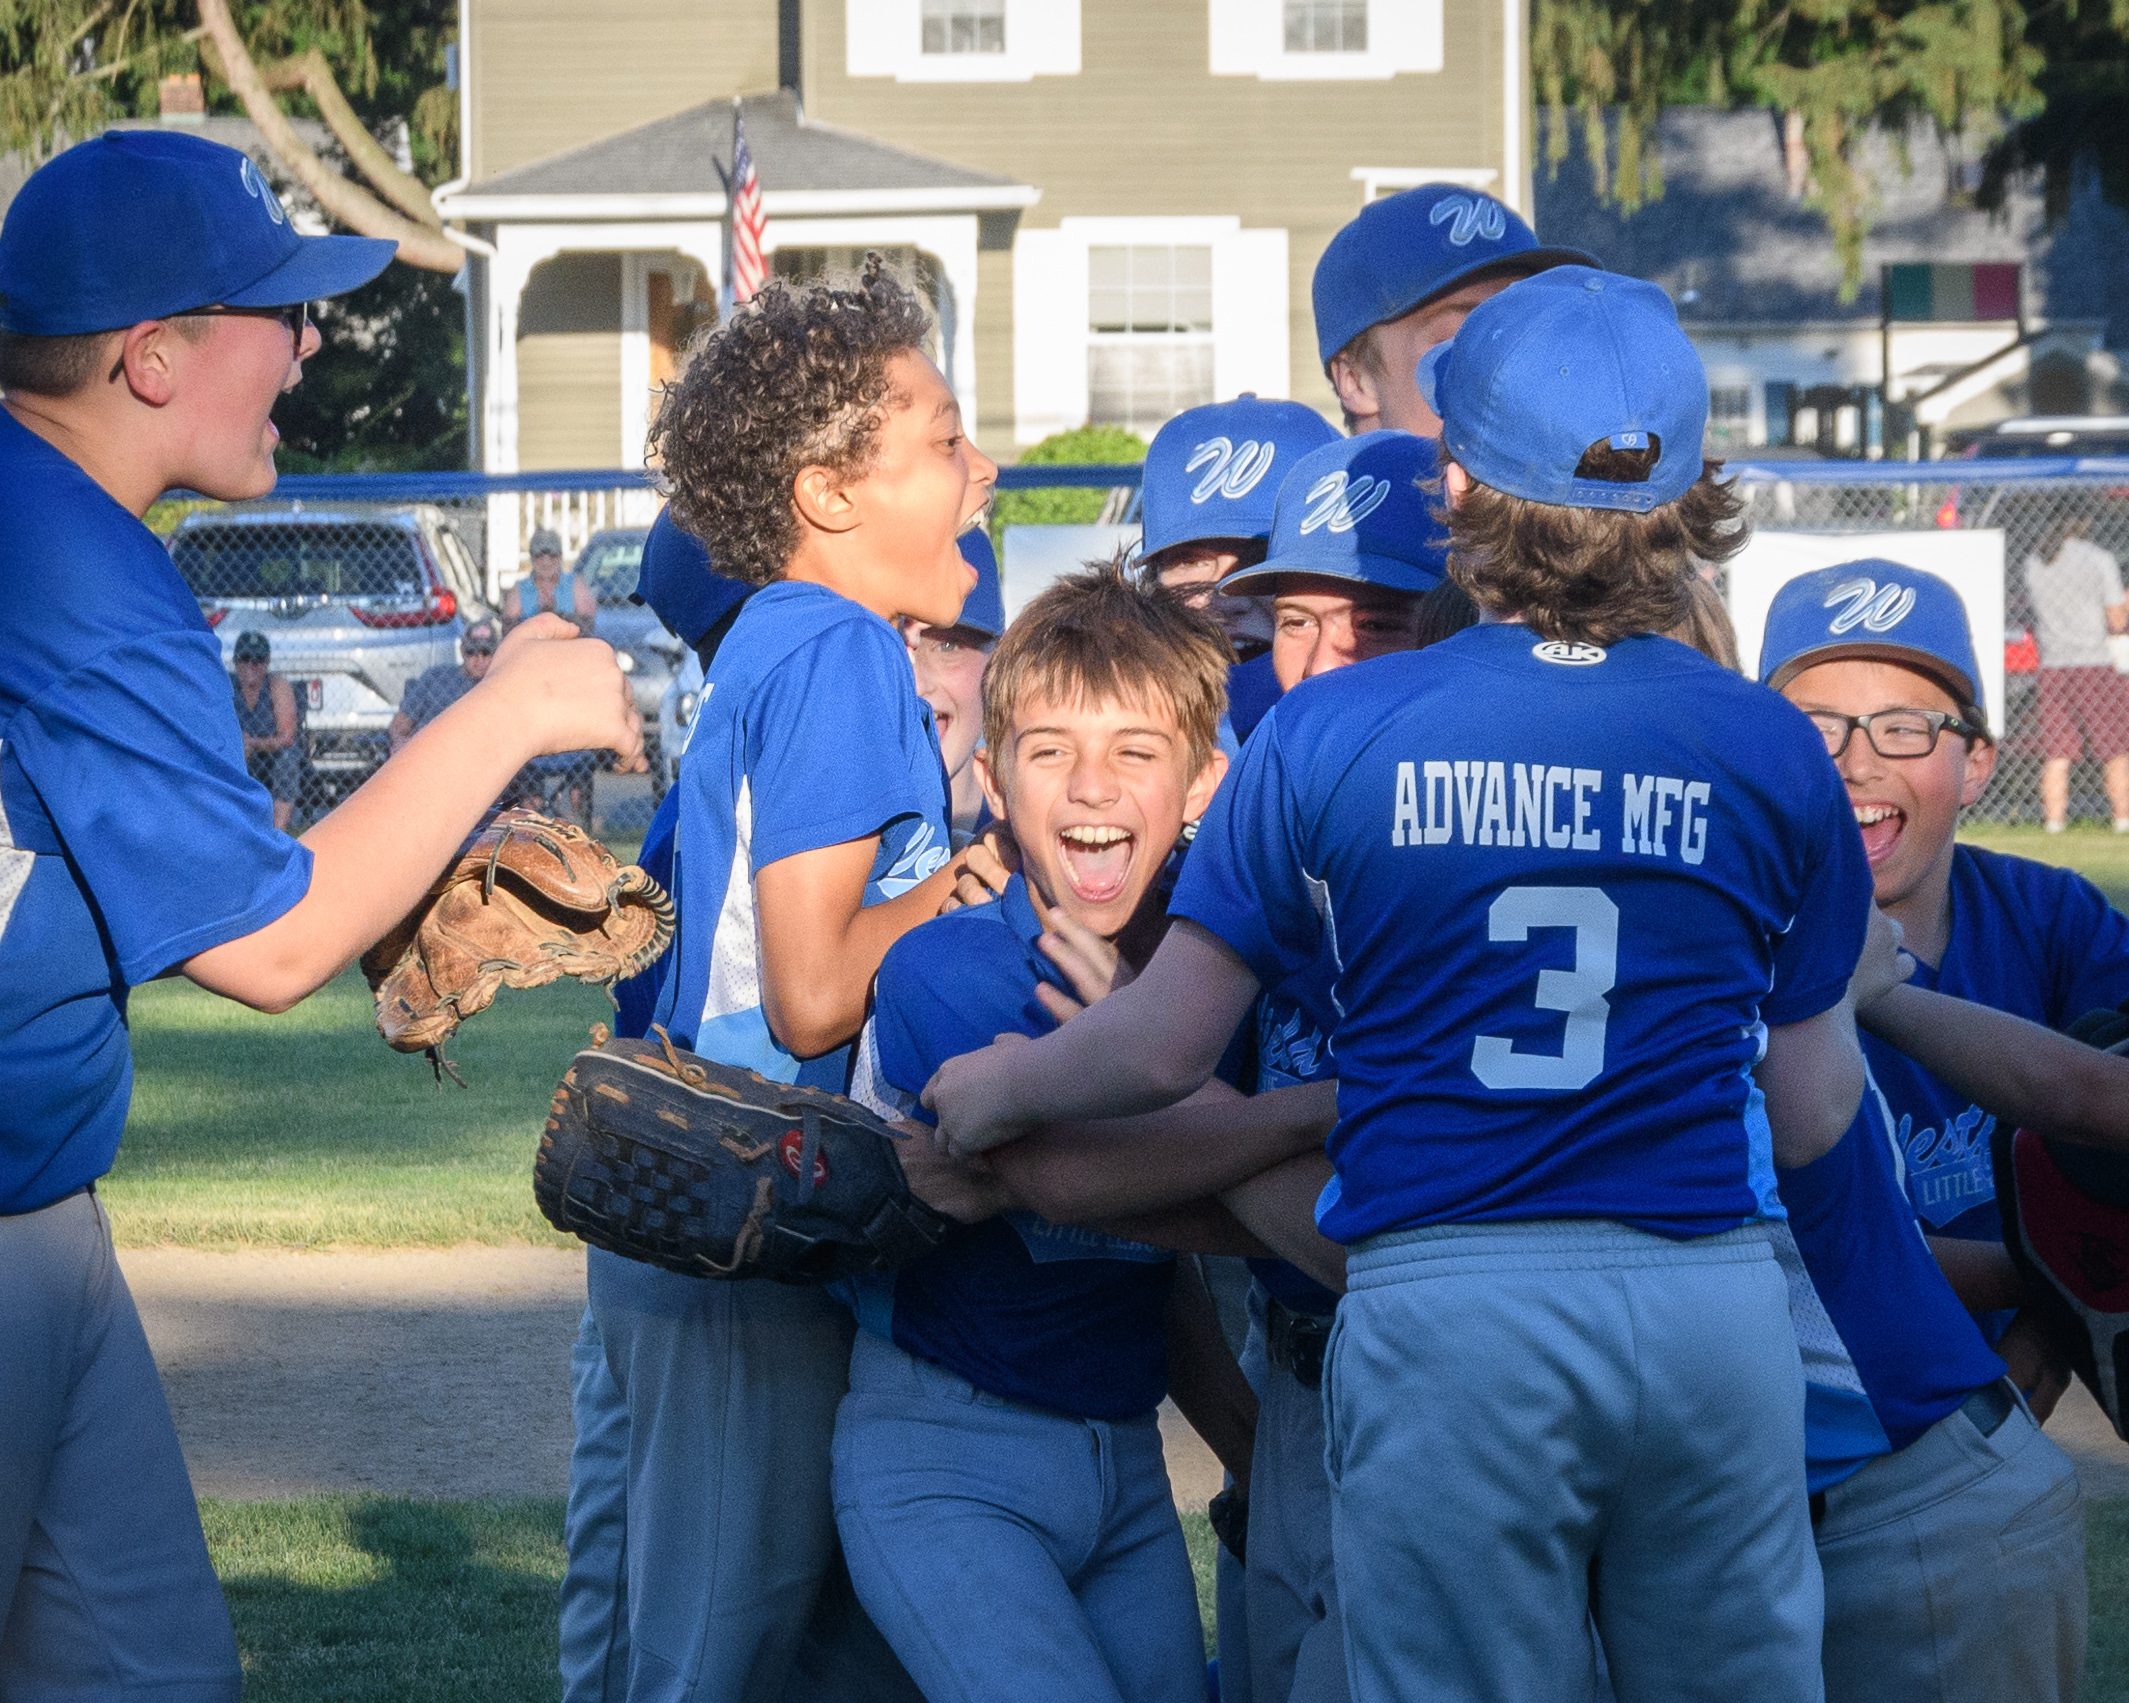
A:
253;455;2129;505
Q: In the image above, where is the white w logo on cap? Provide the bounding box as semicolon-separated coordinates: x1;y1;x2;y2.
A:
1298;472;1392;535
1185;438;1277;504
1429;194;1506;248
1824;577;1916;635
239;156;287;227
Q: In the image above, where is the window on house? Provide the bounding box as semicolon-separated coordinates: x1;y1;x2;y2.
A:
1284;0;1368;52
922;0;1005;55
1707;385;1752;440
1087;245;1215;434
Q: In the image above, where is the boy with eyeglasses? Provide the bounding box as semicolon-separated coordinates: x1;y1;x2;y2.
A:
1762;562;2129;1386
0;130;639;1700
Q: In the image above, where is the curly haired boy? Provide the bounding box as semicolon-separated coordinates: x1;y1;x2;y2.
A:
580;257;1005;1703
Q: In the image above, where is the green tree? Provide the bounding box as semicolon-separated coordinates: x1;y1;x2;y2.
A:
3;1;470;469
1533;0;2043;296
1979;0;2129;222
990;424;1148;548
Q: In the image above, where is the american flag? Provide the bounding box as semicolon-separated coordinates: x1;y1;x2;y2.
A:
729;107;767;306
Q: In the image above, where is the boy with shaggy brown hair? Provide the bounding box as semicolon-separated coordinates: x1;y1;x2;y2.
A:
582;256;1006;1703
839;562;1247;1703
927;269;1877;1702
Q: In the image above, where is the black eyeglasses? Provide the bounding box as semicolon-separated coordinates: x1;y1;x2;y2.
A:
106;302;313;381
185;301;313;342
1806;708;1983;760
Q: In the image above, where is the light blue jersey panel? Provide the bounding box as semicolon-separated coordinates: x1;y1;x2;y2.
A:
653;580;949;1091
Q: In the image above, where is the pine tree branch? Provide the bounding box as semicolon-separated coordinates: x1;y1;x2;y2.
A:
193;0;463;273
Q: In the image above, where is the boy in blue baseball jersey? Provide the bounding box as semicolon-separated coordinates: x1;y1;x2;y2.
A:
1138;395;1339;715
1762;564;2129;1383
837;565;1244;1703
0;132;640;1700
1312;184;1594;437
1202;426;1453;1703
582;258;1009;1703
929;269;1874;1702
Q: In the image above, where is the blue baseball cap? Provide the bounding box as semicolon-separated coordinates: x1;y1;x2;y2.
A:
634;510;751;649
1312;185;1597;365
0;130;394;336
1418;267;1705;514
1219;432;1448;597
954;529;1006;639
1140;396;1340;558
1758;561;1986;720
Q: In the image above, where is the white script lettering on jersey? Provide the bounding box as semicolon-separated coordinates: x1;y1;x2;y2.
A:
1390;762;1712;864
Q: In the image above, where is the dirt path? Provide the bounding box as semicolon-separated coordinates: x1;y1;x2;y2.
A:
124;1246;2129;1508
122;1246;1229;1506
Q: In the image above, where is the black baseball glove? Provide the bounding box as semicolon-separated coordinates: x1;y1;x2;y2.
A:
535;1025;954;1284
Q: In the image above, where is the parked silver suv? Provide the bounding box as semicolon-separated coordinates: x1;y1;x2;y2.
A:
168;505;485;807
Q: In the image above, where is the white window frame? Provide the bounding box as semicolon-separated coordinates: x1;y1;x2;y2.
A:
1350;166;1499;204
846;0;1080;81
1011;216;1292;447
1208;0;1441;80
1085;243;1219;436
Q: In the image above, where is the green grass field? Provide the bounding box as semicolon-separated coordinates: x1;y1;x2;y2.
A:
1959;821;2129;910
196;1495;2129;1699
104;966;610;1248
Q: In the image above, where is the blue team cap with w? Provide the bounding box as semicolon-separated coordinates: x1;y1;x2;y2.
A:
1140;396;1340;557
634;510;751;649
1418;267;1705;514
1758;560;1985;718
1219;432;1447;597
955;529;1006;639
1312;184;1595;365
0;130;394;336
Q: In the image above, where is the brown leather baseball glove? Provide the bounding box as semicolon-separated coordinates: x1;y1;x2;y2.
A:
362;809;674;1082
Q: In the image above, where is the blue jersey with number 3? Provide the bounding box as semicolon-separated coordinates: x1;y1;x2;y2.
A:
1171;624;1872;1243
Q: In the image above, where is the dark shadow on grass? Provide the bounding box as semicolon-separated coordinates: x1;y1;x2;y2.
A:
219;1497;566;1703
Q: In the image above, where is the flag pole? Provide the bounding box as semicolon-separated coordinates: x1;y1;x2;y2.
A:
720;97;739;321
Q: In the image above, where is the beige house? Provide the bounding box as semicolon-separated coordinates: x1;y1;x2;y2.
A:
439;0;1533;469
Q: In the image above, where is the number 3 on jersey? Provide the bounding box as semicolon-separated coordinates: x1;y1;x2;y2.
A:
1470;886;1618;1091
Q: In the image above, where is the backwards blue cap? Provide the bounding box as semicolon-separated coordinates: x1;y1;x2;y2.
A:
635;510;751;650
1140;396;1340;558
1419;267;1705;514
1758;560;1985;720
955;529;1006;639
0;130;394;336
1219;432;1448;597
1312;185;1596;365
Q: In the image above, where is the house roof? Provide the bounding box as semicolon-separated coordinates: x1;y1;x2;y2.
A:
440;91;1038;220
1532;107;2129;345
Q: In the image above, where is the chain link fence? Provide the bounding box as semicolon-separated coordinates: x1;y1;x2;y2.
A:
1726;460;2129;829
156;458;2129;835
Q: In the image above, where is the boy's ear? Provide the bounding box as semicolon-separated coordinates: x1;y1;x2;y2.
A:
1326;349;1379;425
1960;734;1998;807
974;742;1010;823
118;320;180;407
792;463;862;536
1441;461;1471;509
1184;747;1230;824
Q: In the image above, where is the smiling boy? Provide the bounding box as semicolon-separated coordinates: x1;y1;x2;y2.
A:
836;565;1235;1703
582;257;1008;1703
1762;563;2129;1357
902;529;1005;845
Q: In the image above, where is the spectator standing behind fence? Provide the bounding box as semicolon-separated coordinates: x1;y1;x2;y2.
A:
508;529;598;635
230;630;300;832
390;618;500;751
2024;517;2129;833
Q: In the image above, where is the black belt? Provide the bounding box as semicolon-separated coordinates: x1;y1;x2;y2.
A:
1265;1296;1334;1390
1808;1378;2018;1526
